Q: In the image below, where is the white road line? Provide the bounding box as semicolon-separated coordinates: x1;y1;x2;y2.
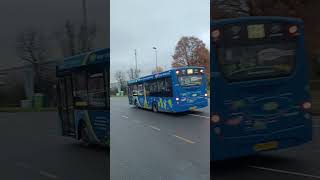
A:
121;115;129;119
16;162;58;179
173;134;195;144
188;114;209;119
15;162;32;169
39;170;58;179
149;125;160;131
249;165;320;179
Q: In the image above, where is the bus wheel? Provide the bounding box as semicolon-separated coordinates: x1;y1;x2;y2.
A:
80;123;90;146
152;103;158;113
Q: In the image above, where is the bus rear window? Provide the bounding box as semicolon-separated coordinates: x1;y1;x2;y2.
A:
178;75;202;87
218;42;296;82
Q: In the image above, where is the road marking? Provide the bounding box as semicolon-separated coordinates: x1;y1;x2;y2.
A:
149;125;160;131
16;162;58;179
39;171;58;179
173;134;195;144
249;165;320;179
121;115;129;119
188;114;209;119
15;162;32;169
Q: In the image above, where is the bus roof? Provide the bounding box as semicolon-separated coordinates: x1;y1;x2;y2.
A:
56;48;109;71
211;16;303;26
127;66;204;84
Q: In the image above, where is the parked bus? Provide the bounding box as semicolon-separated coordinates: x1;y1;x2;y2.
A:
211;17;312;161
56;48;109;146
128;67;208;113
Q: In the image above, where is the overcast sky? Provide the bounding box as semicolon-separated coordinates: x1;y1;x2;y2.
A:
110;0;210;82
0;0;108;69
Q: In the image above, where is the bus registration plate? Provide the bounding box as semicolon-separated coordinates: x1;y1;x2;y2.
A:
254;141;278;151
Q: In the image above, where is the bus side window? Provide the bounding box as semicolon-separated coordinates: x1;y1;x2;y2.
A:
73;70;88;107
138;84;143;96
88;72;106;108
164;78;173;97
149;81;157;97
144;82;150;96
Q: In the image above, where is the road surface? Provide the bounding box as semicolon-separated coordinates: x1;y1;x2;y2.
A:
111;97;210;180
0;112;109;180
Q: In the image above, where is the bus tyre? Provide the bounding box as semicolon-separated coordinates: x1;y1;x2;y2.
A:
152;103;158;113
80;122;90;146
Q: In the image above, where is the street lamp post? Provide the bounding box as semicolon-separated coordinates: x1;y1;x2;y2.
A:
134;49;138;72
152;47;158;72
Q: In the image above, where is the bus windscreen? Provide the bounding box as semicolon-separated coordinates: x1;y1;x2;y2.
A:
178;75;203;87
218;43;296;82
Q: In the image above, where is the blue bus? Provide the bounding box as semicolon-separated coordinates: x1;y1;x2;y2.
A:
56;48;109;146
211;17;312;161
127;67;208;113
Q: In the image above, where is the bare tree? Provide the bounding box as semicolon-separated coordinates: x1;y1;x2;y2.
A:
152;66;164;74
16;29;49;92
114;70;127;92
64;21;77;56
248;0;306;17
78;24;97;53
127;67;141;80
212;0;250;19
54;20;98;57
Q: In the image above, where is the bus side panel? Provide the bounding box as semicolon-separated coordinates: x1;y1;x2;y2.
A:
155;97;175;112
87;110;110;145
74;110;101;144
138;96;175;112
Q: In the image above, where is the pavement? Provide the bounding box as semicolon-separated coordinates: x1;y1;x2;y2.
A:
0;112;109;180
111;96;210;180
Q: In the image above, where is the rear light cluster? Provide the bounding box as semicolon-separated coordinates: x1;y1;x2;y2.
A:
175;69;204;75
212;29;220;38
302;101;312;110
288;25;298;34
211;114;220;123
211;29;221;42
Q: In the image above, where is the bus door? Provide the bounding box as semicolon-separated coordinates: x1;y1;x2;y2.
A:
58;76;76;137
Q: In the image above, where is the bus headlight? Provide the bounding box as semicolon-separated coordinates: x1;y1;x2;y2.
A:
205;93;208;97
176;97;180;101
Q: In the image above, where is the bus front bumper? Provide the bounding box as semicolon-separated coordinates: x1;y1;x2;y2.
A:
212;124;312;161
